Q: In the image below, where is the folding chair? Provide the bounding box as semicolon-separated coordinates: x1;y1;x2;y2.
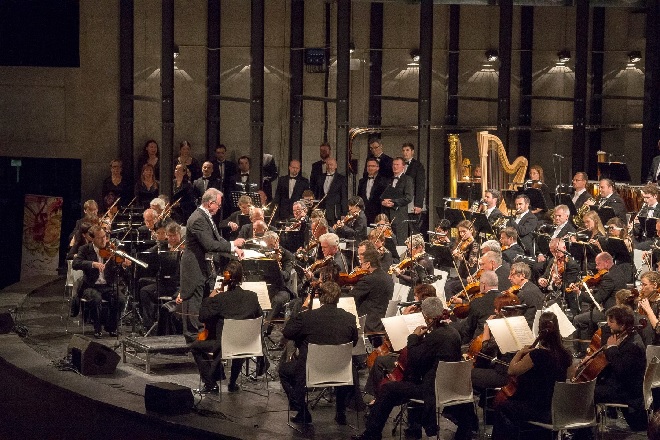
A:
220;317;265;391
643;356;660;422
63;260;84;332
523;379;597;439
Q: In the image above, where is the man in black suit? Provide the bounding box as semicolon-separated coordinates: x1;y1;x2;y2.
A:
538;238;580;315
571;172;591;210
179;188;244;342
352;297;476;440
572;252;627;355
632;183;660;249
349;246;394;333
72;225;128;338
262;231;295;334
550;204;576;239
189;261;263;393
273;159;309;222
363;137;393;179
380;157;414;245
358;158;388;224
210;144;238;187
193;161;223;204
280;281;358;425
232;155;258;195
646;140;660;183
508;262;544;327
402;143;426;234
313;157;347;226
335;196;369;243
460;270;500;343
585;178;627;224
500;227;525;264
310;142;331;190
479;251;512;292
483;189;504;225
506;194;538;256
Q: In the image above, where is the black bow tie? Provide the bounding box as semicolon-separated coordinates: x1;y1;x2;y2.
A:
290;176;297;180
241;173;249;176
368;177;374;180
202;177;209;180
326;174;334;177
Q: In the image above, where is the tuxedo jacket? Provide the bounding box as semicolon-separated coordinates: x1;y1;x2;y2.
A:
72;243;123;291
313;172;348;225
350;268;394;332
198;286;263;347
461;289;499;343
578;263;628;311
357;174;388;224
552;222;576;239
486;207;504;225
336;210;368;243
380;174;414;223
541;256;580;288
507;212;538;256
495;263;512;291
231;173;257;194
573;190;591;210
210;159;238;185
502;243;525;264
309;160;325;191
192;176;223;202
404;159;426;209
597;193;627;223
647;155;660;183
363;153;393;179
273;175;310;221
517;281;544;327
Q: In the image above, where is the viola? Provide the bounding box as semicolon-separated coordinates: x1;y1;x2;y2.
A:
198;270;231;341
366;338;392;369
306;255;334;273
334;211;358;229
388;257;413;275
338;267;369;286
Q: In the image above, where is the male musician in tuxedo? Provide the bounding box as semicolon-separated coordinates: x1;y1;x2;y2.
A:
538;238;580;315
585;178;627;224
237;207;271;240
571;252;627;356
402;143;426;234
380;157;414;245
459;270;500;343
632;183;660;250
392;234;435;301
499;227;525;264
138;208;158;240
550;204;576;239
571;172;591;210
280;200;309;254
592;305;648;431
262;231;295;335
358;158;388;224
506;194;538;256
363;137;393;179
273;159;309;222
72;225;128;338
647;140;660;183
318;232;348;273
281;281;358;425
479;251;511;291
350;246;394;333
232;155;258;193
335;195;369;243
193;161;223;205
313;157;347;226
190;260;263;393
218;194;253;241
178;188;244;343
353;297;476;440
368;229;393;272
483;189;504;225
210;145;238;214
508;262;543;328
309;142;331;189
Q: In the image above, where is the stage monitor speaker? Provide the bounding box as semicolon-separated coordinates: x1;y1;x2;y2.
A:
0;312;14;334
144;382;193;415
68;334;120;376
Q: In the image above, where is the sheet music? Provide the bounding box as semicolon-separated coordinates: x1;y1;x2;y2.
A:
392;282;409;301
486;316;534;353
241;250;267;259
312;297;359;327
381;313;426;351
532;303;576;338
241;281;271;310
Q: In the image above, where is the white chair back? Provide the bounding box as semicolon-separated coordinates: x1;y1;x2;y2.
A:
306;343;354;388
550;380;597;429
644;356;660;411
66;259;84;292
353;316;367;356
385;299;400;317
647;345;660;389
434;360;474;409
433;270;449;308
220;317;263;359
396;246;408;260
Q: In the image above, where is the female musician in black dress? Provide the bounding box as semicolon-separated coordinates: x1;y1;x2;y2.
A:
392;234;434;301
171;164;196;224
135;163;159;208
491;311;572;439
571;210;605;274
528;165;555;221
444;220;480;299
137;139;160;180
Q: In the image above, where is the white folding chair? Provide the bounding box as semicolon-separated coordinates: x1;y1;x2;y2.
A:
221;317;265;390
353;315;368;356
646;345;660;390
63;260;84;332
644;356;660;422
524;380;597;439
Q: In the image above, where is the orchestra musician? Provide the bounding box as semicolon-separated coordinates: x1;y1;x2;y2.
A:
548;204;576;239
218;194;253;241
294;216;328;265
508;262;543;327
69;200;99;246
380;157;414;246
443;220;480;299
538;238;580;315
150;197;166;217
190;260;263;394
335;196;368;243
72;225;129;338
458;270;500;343
237;207;270;240
482;189;504;225
374;214;400;261
478;251;511;291
368;227;393;272
506;194;538;256
527;165;554;221
491;312;572;440
261;231;295;335
178;188;244;343
584;178;627;224
349;244;393;333
602;217;635;282
392;234;434;301
571;210;605;275
358;158;388;224
303;232;348;277
636;271;660;346
631;183;660;250
273;159;310;222
571;252;627;357
571;172;591;210
280;200;309;254
352;297;477;440
499;227;525;265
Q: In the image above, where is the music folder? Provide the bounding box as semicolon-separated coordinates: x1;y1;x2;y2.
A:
471;212;493;236
596;236;629;262
556;193;578;216
485;316;535;353
381;313;427;351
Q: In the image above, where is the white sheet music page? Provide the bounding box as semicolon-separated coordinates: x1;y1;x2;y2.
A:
486;316;534;353
312;297;359;327
381;313;426;351
241;281;271;310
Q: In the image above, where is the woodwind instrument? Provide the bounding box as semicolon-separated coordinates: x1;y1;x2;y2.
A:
158;197;181;221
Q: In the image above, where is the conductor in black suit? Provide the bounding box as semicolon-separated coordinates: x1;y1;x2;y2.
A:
506;194;538;256
402;143;426;233
363;137;393;179
358;158;388;224
309;142;331;190
584;178;627;224
178;188;245;342
190;261;263;394
313;157;348;226
280;281;358;425
350;245;394;333
273;159;310;222
571;172;591;210
380;157;414;245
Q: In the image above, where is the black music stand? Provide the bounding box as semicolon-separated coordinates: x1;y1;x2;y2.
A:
593;206;616;225
471;213;494;237
556;193;578;216
444;208;468;228
230;190;262;209
457;181;482;206
425;242;453;270
596;236;632;264
517;186;547;212
241;258;281;284
501;190;518;213
598;162;631;183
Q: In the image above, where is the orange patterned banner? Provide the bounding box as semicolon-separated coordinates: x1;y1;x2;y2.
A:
21;194;63;279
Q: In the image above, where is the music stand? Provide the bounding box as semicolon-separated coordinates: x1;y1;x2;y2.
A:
444;208;468;228
598;162;631;183
457;181;482;206
593;206;615;225
501;190;518;213
241;258;281;285
425;243;453;270
230;190;262;209
517;186;547;212
596;236;632;264
556;193;578;216
471;212;494;237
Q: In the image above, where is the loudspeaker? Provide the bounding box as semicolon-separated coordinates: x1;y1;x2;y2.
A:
67;335;120;376
144;382;194;415
0;312;14;334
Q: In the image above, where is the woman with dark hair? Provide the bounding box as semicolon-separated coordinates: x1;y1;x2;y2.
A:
177;140;202;182
171;163;196;224
102;159;131;207
137;139;160;180
528;165;555;221
491;311;572;439
134;163;159;208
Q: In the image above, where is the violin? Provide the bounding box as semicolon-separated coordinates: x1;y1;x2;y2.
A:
567;269;608;292
334;211;358;229
366;338;392;369
98;243;126;264
388;257;412;275
338;267;369;286
501;285;521;297
295;239;319;260
452;236;474;258
285;216;307;232
449;281;481;319
305;255;334;273
198;270;230;341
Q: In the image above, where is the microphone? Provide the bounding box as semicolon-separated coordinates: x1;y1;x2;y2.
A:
553;153;565;159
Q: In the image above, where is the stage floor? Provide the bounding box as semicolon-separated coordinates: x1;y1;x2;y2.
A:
0;276;648;440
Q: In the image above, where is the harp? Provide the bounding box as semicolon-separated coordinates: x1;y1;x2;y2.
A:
477;131;528;203
448;134;473;209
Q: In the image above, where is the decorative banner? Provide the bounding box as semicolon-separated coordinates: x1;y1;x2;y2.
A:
21;194;63;279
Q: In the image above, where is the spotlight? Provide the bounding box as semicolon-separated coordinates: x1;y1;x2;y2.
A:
349;42;355;54
410;49;420;63
628;51;641;63
557;50;571;63
485;49;498;62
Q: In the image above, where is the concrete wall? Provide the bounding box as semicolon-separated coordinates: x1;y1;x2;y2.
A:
0;1;647;209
